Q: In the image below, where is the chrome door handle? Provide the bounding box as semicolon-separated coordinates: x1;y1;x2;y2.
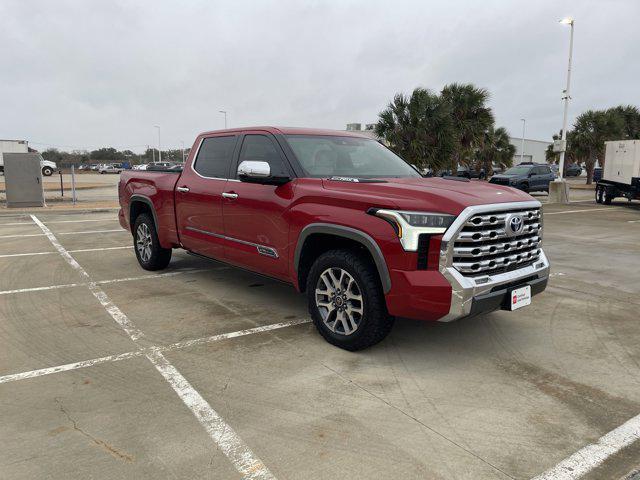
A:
176;186;190;193
222;192;238;199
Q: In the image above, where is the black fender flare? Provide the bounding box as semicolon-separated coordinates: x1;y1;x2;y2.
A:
294;223;392;293
129;194;159;232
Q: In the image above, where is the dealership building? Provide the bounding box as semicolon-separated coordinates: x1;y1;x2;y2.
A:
508;137;551;165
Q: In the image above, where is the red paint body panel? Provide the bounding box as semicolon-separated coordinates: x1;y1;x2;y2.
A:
119;127;537;323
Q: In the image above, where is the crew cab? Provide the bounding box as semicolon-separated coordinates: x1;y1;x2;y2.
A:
118;127;549;350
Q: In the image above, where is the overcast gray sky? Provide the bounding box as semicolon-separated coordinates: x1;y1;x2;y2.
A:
1;0;639;153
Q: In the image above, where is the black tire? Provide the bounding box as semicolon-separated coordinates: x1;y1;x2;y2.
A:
42;167;53;176
603;188;614;205
100;171;106;174
596;186;604;204
133;213;171;271
519;182;529;193
306;249;394;351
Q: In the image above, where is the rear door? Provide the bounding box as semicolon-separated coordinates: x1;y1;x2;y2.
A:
175;134;239;260
222;133;295;281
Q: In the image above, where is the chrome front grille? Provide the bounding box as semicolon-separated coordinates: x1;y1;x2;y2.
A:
452;207;542;277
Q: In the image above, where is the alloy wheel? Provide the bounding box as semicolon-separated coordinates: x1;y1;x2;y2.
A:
315;267;363;335
136;223;153;263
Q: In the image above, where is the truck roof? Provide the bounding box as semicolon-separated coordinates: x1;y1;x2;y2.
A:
197;126;373;138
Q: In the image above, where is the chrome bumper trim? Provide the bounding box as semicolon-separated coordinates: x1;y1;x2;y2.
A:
438;200;549;322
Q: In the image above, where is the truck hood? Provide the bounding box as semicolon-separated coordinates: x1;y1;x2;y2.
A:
321;177;534;215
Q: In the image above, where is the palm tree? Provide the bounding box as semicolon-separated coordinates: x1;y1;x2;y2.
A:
375;87;455;171
571;110;625;183
441;83;495;171
475;126;515;173
607;105;640;139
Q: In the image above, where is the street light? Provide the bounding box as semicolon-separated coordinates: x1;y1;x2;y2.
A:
219;110;228;129
557;17;574;181
520;118;526;164
180;140;185;163
154;125;162;162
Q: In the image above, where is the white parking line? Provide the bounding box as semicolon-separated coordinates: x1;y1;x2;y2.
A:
0;246;132;259
0;351;144;384
0;269;205;295
0;218;116;227
0;319;310;385
44;218;119;224
29;215;276;480
531;414;640;479
0;229;124;239
545;208;623;215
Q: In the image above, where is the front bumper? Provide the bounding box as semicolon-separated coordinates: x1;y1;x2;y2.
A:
437;200;550;321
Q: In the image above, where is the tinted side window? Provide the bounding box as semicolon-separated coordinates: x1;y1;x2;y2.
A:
237;135;288;177
194;136;236;178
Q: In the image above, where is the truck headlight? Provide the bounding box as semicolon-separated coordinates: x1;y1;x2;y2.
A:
369;209;455;251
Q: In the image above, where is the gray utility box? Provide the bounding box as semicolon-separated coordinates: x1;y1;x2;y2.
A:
3;153;45;208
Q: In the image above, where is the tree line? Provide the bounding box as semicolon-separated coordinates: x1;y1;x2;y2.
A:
546;105;640;183
40;147;189;168
375;83;515;173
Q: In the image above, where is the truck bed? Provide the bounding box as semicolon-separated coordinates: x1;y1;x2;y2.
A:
118;170;182;247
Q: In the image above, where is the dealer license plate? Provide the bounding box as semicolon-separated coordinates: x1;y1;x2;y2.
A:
510;285;531;311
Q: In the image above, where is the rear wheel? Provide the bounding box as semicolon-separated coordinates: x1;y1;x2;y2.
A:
603;188;614;205
133;213;171;270
519;182;529;193
42;166;53;176
307;249;393;351
596;185;604;204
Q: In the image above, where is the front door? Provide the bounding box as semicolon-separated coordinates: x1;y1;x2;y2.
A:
175;134;238;260
222;133;295;281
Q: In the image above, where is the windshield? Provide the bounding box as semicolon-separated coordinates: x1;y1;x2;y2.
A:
284;135;420;179
503;166;532;175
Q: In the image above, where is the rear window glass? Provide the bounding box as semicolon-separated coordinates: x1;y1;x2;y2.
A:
194;136;236;178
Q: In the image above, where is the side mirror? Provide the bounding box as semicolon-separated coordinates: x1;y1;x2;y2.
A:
238;160;290;185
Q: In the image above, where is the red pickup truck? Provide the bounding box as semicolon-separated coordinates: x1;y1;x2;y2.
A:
119;127;549;350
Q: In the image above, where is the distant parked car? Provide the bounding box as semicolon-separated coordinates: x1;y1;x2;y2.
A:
491;164;504;175
89;164;100;171
40;160;57;176
566;163;582;176
457;166;486;180
99;163;123;174
132;164;147;170
489;163;555;193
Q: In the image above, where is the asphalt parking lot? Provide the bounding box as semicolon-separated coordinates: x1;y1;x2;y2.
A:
1;201;639;480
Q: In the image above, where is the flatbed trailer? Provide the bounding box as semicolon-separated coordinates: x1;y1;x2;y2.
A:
596;140;640;204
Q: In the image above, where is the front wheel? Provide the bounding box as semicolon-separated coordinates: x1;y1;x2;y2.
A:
596;185;604;204
133;213;172;270
307;249;394;351
42;167;53;176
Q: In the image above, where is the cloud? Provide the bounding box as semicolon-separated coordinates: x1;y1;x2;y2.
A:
1;0;639;152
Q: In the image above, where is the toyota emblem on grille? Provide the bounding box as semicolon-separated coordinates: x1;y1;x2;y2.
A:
505;213;524;237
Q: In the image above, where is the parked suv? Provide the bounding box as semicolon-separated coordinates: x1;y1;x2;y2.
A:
489;163;555;193
457;166;486;180
565;163;582;177
119;127;549;350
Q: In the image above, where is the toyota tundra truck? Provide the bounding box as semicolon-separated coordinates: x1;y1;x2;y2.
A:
118;127;549;350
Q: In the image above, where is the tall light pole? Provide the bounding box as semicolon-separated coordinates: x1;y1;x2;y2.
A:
557;17;574;181
520;118;526;164
154;125;162;162
180;140;185;163
219;110;228;129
